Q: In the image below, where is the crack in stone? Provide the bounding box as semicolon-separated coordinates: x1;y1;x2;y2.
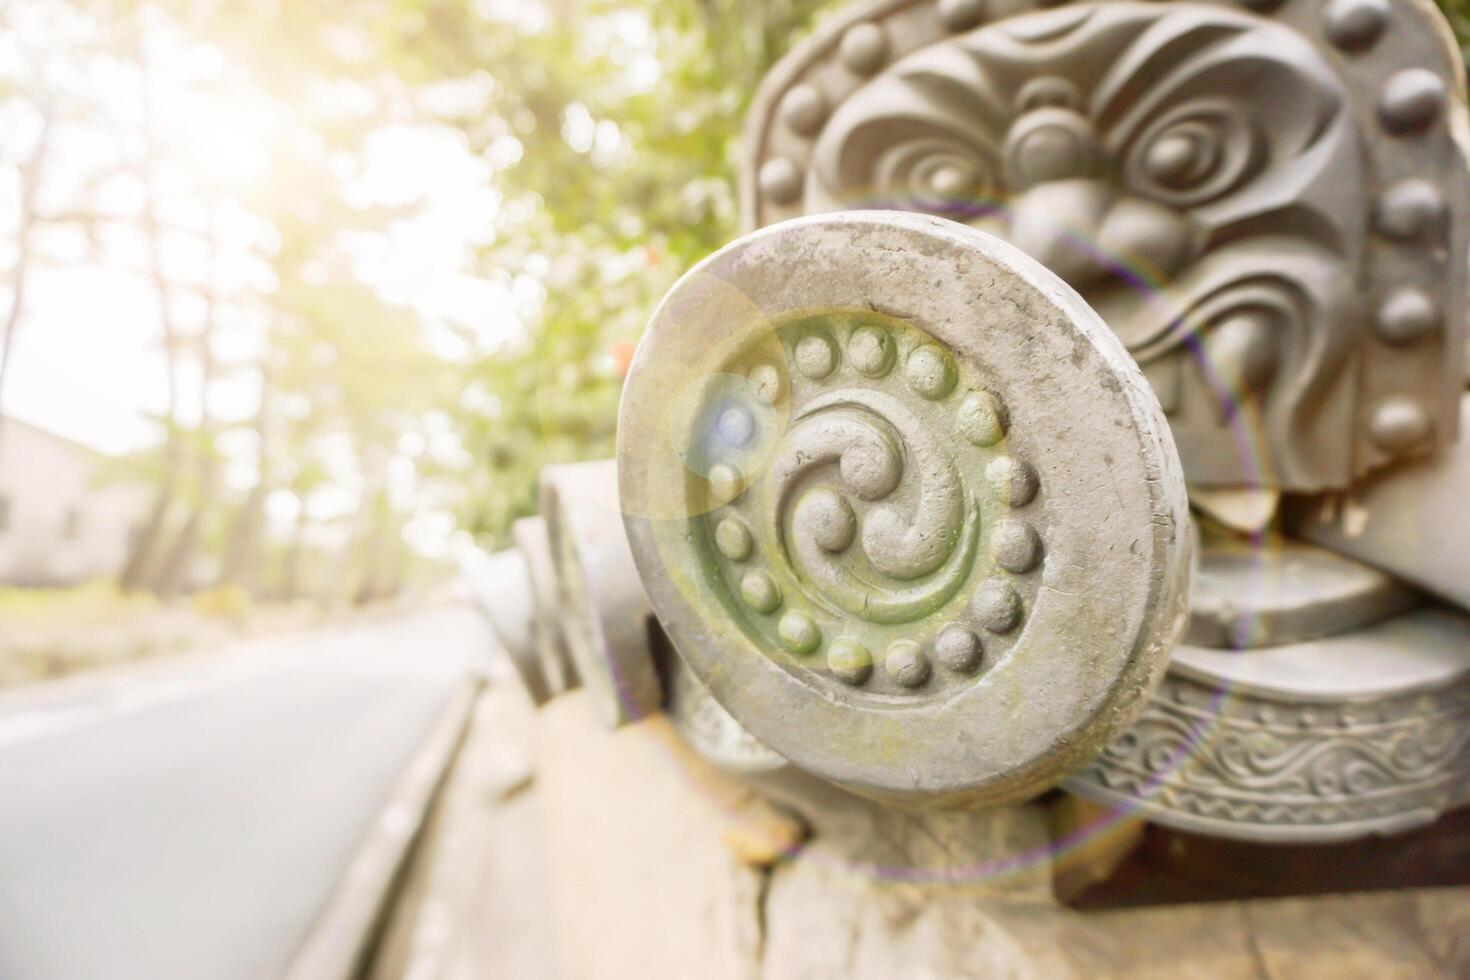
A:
1238;903;1278;980
751;859;776;979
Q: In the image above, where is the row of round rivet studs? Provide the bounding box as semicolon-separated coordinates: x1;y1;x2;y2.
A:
826;623;985;687
1332;0;1448;453
1330;0;1447;454
1373;288;1437;346
792;329;959;396
781;331;1024;462
1368;175;1444;443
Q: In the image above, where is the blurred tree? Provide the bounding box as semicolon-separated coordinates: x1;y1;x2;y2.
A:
119;22;187;592
75;0;461;601
150;206;222;599
19;0;1470;606
0;99;54;468
0;3;122;475
383;0;841;544
102;0;847;558
1441;0;1470;66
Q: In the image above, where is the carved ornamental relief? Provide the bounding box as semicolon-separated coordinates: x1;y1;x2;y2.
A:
618;213;1191;804
745;0;1470;491
1066;666;1470;841
691;308;1043;699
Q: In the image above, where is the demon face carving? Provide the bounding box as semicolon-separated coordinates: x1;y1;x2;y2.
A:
803;3;1367;490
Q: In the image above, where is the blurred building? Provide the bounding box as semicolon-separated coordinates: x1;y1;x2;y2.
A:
0;417;150;587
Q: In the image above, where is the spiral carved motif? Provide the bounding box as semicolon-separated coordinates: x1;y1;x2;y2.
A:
693;309;1043;699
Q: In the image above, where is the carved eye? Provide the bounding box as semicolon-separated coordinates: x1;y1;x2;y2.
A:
1125;101;1259;207
1143;125;1221;189
873;138;996;214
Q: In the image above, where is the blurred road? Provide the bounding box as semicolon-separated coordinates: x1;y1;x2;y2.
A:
0;605;488;980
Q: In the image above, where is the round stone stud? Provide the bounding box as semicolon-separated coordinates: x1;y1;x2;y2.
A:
992;519;1042;573
1374;179;1445;241
715;516;753;560
885;640;933;688
905;344;957;400
708;461;744;502
759;157;802;205
740;570;782;613
828;638;874;685
619;211;1190;805
778;609;821;654
1368;396;1433;453
935;624;983;674
987;455;1039;507
716;403;756;447
839;23;888;76
1324;0;1389;50
748;362;783;404
780;84;828;137
794;332;838;379
1374;289;1439;346
1378;69;1447;134
848;325;895;377
957;391;1008;446
938;0;986;32
972;579;1023;633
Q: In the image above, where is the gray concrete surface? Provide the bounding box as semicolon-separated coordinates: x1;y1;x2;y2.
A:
0;605;488;980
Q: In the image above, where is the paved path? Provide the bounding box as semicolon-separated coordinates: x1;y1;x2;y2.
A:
0;605;489;980
367;676;556;980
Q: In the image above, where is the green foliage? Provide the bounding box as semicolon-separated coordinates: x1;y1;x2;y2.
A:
103;0;843;550
1439;0;1470;66
397;0;841;542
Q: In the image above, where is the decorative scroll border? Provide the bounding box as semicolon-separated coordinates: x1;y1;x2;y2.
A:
1065;667;1470;843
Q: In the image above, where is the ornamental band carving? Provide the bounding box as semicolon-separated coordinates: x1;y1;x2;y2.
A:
1067;656;1470;842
